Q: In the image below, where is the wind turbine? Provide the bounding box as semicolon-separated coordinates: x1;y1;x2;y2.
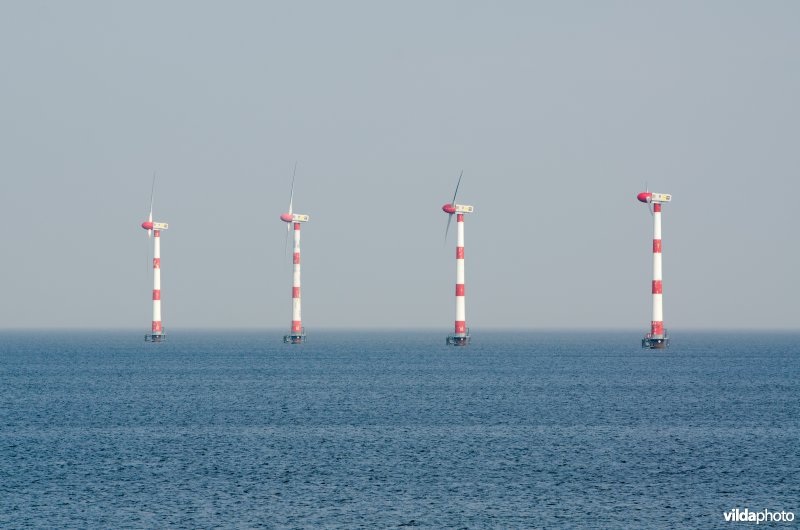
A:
637;189;672;349
279;164;310;344
442;171;474;346
140;175;169;342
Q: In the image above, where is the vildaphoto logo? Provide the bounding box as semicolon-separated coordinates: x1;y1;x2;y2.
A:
724;508;795;524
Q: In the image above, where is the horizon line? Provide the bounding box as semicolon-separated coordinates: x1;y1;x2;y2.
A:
1;327;799;333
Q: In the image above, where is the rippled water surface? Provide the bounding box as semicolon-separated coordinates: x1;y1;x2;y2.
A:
1;331;798;528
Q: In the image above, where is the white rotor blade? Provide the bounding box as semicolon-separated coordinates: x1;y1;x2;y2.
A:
444;213;453;242
148;172;156;238
284;162;297;262
444;171;462;243
451;170;463;206
288;162;297;215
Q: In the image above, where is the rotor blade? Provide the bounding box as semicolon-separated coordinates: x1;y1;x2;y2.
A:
451;170;463;206
288;162;297;214
148;172;156;238
145;236;151;326
444;213;453;242
149;172;156;218
284;224;291;261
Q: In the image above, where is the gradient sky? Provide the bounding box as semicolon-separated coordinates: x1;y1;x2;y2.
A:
1;1;798;330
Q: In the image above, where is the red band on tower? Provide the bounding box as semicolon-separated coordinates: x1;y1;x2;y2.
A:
456;247;464;259
152;321;162;332
292;287;300;298
653;240;662;253
457;214;464;222
455;321;466;334
153;258;160;269
153;230;160;237
292;320;302;332
153;289;161;300
652;280;662;294
294;223;301;231
456;284;465;296
651;321;664;335
653;203;661;213
293;252;300;264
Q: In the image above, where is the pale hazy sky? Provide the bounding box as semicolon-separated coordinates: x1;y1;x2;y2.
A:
1;1;798;330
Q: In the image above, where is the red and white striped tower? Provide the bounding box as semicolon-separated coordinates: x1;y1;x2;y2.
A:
637;191;671;349
141;219;168;342
280;170;309;344
443;172;474;346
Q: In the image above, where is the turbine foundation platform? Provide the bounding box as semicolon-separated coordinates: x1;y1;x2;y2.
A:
145;333;166;343
446;333;470;346
283;332;306;344
642;333;669;349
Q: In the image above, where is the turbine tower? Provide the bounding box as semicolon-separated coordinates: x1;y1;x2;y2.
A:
442;171;474;346
637;190;671;349
280;166;310;344
141;177;168;342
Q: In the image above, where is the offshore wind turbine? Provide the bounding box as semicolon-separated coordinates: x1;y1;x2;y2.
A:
442;171;474;346
141;176;169;342
637;189;672;349
279;165;310;344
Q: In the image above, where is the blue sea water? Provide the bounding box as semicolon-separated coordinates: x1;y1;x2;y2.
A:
0;330;797;528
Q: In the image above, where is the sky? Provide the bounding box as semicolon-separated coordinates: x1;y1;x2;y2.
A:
1;1;798;331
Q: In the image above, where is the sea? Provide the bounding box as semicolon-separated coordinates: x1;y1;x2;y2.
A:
0;330;797;529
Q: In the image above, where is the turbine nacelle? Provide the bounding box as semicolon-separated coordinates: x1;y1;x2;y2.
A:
442;203;474;214
637;192;671;204
141;221;169;230
280;213;310;223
